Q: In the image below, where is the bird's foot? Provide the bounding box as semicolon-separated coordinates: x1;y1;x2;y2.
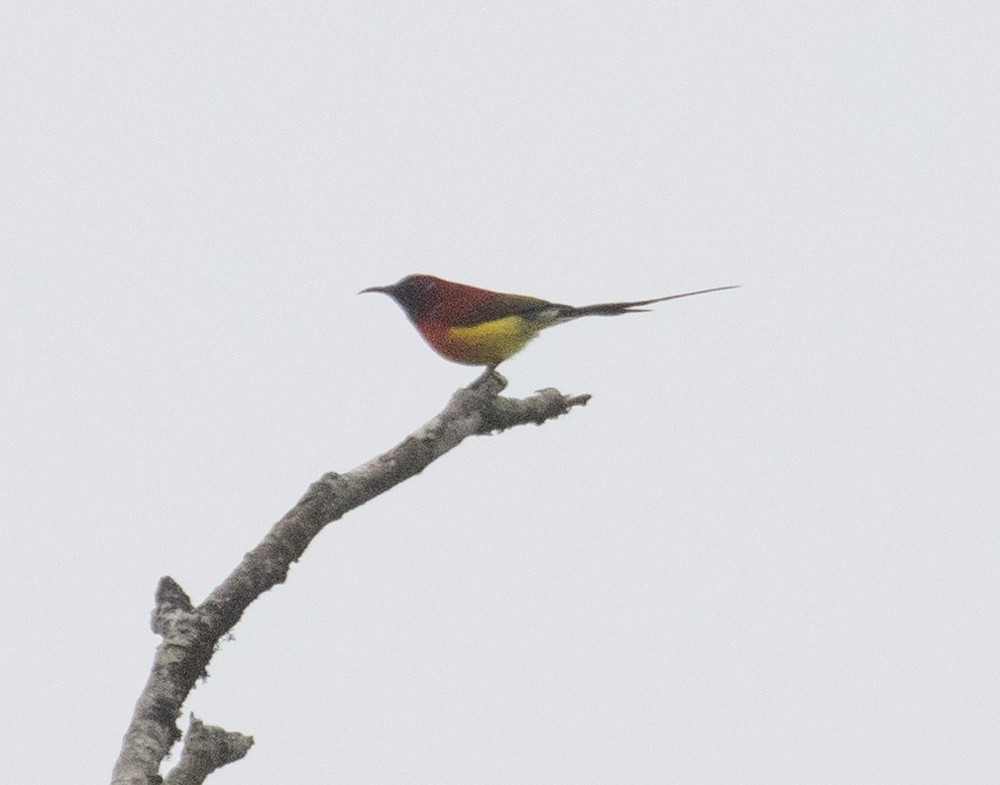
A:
470;365;507;392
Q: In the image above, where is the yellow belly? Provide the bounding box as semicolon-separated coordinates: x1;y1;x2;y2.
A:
420;316;541;366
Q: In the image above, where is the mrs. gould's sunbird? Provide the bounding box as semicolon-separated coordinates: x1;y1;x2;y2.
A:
361;274;738;369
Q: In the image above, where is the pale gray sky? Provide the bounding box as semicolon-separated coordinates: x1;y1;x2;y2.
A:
2;3;998;783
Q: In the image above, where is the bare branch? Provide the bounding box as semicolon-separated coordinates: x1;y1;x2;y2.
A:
111;371;589;785
163;716;253;785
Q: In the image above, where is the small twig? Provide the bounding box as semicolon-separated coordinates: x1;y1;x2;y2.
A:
162;716;253;785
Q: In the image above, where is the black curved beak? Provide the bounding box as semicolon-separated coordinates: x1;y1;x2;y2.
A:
359;284;392;295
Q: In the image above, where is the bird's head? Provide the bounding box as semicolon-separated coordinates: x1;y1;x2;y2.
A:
360;274;442;321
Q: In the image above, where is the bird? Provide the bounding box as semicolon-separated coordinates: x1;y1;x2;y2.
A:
361;274;738;369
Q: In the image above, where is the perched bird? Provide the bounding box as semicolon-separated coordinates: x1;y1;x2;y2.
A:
361;274;738;368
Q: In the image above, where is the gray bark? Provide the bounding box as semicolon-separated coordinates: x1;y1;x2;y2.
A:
110;371;589;785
